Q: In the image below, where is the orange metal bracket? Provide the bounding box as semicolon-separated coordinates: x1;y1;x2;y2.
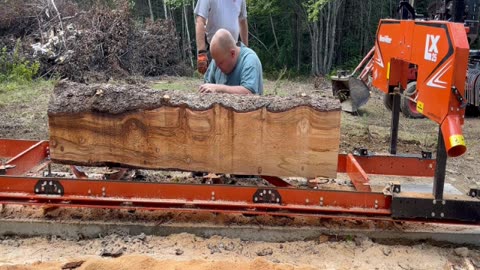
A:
337;153;435;177
1;140;49;176
261;175;292;187
346;154;371;192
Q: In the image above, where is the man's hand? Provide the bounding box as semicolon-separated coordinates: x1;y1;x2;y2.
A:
197;51;208;74
199;84;253;95
199;83;222;93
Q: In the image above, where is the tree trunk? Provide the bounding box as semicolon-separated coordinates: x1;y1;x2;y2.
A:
322;2;331;74
364;0;372;55
295;12;301;71
327;0;343;72
360;0;365;54
180;6;186;59
49;0;67;49
314;6;325;75
311;21;319;75
334;0;346;65
319;7;324;75
147;0;154;21
163;0;168;19
269;14;280;51
192;0;196;35
183;3;194;67
307;0;346;75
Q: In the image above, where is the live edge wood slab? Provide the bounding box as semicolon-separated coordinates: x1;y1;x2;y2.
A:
48;81;341;178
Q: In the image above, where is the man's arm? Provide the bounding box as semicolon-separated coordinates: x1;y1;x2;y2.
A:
239;18;248;47
199;83;253;95
239;56;263;95
239;0;248;46
203;61;215;83
195;16;207;52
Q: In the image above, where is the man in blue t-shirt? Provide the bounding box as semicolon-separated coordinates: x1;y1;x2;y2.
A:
199;29;263;95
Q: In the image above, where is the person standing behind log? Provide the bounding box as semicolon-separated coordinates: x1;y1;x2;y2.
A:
194;0;248;74
198;29;262;95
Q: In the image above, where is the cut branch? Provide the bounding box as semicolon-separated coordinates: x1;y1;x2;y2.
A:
49;0;67;49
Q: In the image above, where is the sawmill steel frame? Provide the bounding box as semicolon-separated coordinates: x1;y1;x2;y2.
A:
0;139;478;224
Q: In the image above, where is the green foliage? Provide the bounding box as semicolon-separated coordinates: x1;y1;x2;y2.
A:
247;0;281;15
164;0;188;9
305;0;330;22
272;66;287;95
332;55;363;74
344;235;354;242
247;0;308;76
0;40;40;85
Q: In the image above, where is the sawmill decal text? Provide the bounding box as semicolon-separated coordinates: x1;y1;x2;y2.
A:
424;34;440;62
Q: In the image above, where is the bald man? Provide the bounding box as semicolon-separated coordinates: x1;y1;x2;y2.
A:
199;29;263;95
194;0;248;74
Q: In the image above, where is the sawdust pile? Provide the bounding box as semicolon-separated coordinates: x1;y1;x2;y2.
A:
0;232;478;270
0;0;190;83
0;256;315;270
81;257;314;270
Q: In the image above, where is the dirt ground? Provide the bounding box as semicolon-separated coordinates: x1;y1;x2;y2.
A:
0;232;478;270
0;76;479;269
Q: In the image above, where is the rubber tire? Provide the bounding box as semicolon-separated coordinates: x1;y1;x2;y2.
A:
383;93;393;111
465;104;480;117
401;81;424;119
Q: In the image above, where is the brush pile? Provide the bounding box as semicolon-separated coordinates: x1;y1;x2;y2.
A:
0;0;190;82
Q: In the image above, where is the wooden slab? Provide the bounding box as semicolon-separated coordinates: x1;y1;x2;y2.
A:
48;82;341;178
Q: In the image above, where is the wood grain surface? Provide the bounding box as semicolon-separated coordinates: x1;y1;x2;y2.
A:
49;105;341;178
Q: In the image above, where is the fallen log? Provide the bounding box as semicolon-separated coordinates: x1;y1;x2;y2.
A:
48;81;341;178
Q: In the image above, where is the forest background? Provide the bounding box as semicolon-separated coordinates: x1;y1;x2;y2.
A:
1;0;478;81
129;0;478;77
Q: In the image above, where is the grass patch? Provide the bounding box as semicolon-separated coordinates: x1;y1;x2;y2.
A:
0;80;54;106
150;77;200;92
149;76;314;97
263;86;288;96
151;82;191;91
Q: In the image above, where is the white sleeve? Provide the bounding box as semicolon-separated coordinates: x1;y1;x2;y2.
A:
194;0;210;19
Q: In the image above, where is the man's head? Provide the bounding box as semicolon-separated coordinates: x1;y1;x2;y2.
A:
210;29;240;74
